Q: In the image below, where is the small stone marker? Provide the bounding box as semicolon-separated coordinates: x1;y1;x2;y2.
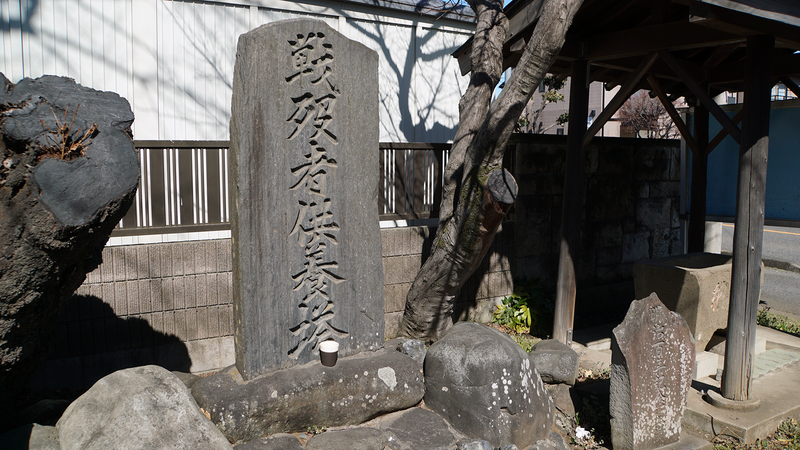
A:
610;293;695;450
229;19;383;379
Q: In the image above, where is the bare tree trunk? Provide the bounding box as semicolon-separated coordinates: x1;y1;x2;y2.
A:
399;0;584;342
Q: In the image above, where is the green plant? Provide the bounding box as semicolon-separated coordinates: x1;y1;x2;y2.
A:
306;425;327;435
757;307;800;337
494;277;554;337
493;293;532;334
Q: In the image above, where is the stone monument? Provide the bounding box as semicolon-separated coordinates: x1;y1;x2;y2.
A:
229;19;383;379
610;293;695;450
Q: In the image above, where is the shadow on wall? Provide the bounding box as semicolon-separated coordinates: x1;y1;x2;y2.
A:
26;295;190;396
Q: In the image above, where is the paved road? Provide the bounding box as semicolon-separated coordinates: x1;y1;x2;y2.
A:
720;224;800;319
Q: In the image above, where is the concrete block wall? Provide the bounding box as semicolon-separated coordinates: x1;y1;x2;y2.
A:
512;134;682;323
35;225;514;390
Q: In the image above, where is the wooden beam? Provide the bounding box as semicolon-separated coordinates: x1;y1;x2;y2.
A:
688;99;709;253
779;76;800;98
723;34;775;403
690;1;800;49
568;20;745;61
711;53;800;84
707;108;745;154
553;59;590;346
659;49;743;144
647;75;700;155
582;52;659;147
703;42;741;69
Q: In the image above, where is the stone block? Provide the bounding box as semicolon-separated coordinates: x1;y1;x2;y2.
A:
530;339;580;385
636;198;671;229
192;350;423;442
694;351;719;380
632;252;757;352
622;231;650;263
610;293;695;450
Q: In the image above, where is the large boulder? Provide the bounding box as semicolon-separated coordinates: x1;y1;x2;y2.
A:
56;365;232;449
424;322;555;449
192;350;424;443
0;73;139;414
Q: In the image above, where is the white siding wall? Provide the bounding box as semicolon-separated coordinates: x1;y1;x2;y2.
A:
1;0;472;143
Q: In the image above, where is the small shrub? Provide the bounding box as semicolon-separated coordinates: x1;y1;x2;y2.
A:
492;277;554;337
757;307;800;337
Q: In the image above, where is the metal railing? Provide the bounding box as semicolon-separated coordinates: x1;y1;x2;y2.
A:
115;141;451;235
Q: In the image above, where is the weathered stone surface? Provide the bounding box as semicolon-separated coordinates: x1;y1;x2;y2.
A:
633;252;743;351
192;350;424;442
610;293;695;450
457;440;492;450
530;339;579;385
57;365;232;450
229;19;382;379
0;423;59;450
386;337;427;368
235;433;304;450
424;322;554;449
0;74;138;414
376;407;457;450
305;428;387;450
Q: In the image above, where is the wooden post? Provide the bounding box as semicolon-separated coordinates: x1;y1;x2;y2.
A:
722;35;774;402
554;59;589;345
688;98;709;253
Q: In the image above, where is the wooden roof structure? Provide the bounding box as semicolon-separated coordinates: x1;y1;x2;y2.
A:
455;0;800;96
455;0;800;405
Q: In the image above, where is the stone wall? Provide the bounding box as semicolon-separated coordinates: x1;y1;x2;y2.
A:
33;225;514;390
512;134;682;325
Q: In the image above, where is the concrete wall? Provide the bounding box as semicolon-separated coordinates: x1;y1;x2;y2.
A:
512;134;682;325
33;225;513;391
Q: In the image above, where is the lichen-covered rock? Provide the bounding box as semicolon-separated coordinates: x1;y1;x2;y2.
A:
192;350;424;443
424;322;554;449
56;365;232;450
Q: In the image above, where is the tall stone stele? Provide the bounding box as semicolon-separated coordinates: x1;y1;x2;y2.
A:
610;293;695;450
229;19;383;379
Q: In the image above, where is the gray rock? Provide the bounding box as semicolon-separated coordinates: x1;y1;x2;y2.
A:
192;350;424;442
399;339;427;367
500;445;520;450
305;428;387;450
457;439;492;450
548;430;571;450
376;407;457;450
57;365;232;450
229;18;383;379
172;370;202;389
386;337;428;368
424;323;554;449
530;339;579;385
610;293;695;450
0;423;59;450
234;433;304;450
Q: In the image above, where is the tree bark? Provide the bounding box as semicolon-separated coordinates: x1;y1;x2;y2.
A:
0;74;139;417
399;0;584;342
